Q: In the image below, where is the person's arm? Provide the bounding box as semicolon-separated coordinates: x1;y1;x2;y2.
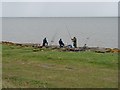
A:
71;38;73;41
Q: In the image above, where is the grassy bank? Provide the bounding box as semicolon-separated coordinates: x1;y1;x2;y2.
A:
2;45;118;88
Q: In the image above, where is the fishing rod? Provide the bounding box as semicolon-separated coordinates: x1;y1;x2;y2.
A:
50;31;57;45
65;25;72;39
84;32;96;45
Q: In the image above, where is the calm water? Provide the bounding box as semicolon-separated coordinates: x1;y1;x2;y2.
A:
2;17;118;48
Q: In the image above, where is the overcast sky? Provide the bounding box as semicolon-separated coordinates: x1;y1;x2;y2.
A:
1;1;118;17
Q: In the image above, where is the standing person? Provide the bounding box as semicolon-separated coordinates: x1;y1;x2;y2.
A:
59;39;64;48
42;38;48;47
71;37;77;48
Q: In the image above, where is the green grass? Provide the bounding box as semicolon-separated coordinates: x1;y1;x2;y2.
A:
2;44;118;88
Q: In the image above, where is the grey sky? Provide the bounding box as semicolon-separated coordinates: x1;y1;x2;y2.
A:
2;2;118;17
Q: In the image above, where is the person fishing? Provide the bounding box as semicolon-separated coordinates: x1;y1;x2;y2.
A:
59;39;64;48
82;44;87;51
65;25;77;48
42;38;48;47
71;37;77;48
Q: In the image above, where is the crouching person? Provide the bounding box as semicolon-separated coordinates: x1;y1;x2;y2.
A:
42;38;48;47
59;39;64;48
